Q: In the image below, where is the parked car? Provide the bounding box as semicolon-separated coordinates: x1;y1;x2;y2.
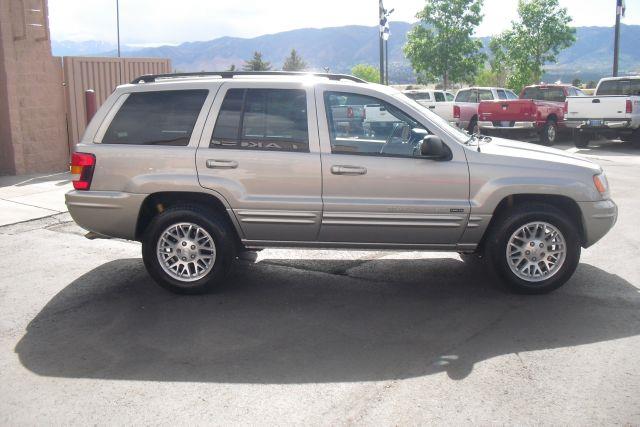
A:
66;71;616;295
478;84;585;146
566;76;640;147
402;89;455;121
453;87;518;134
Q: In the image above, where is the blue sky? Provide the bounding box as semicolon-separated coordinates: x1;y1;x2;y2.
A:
49;0;639;45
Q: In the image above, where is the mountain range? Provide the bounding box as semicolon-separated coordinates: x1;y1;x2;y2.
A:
52;23;640;84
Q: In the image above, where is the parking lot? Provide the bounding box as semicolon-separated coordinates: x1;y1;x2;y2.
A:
1;139;639;424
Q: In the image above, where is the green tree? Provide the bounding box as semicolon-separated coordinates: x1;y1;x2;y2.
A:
351;64;380;83
586;80;597;89
490;0;575;93
475;67;507;87
571;78;582;87
282;49;307;71
243;51;272;71
227;64;236;71
404;0;485;89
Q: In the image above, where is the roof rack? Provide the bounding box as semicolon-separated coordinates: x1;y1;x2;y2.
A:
131;71;367;84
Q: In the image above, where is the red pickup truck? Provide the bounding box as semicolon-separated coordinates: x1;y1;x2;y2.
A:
477;84;585;145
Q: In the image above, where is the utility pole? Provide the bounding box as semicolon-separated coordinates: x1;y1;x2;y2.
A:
613;0;625;77
385;38;389;85
379;1;385;84
116;0;121;57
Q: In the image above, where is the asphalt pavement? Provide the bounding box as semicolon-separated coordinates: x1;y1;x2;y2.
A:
1;140;639;424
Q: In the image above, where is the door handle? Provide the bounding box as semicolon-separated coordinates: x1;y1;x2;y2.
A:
331;165;367;175
206;159;238;169
428;105;436;109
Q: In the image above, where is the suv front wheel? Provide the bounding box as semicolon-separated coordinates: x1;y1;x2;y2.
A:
142;205;236;294
486;203;581;294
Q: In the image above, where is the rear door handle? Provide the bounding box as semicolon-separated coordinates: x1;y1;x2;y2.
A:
331;165;367;175
206;159;238;169
428;105;436;109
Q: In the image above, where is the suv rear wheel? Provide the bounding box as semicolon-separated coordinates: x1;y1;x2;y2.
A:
142;205;236;294
539;119;557;146
486;203;581;294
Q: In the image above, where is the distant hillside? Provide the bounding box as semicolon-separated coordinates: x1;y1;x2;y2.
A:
52;23;640;84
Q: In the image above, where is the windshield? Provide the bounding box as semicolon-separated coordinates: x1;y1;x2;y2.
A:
597;79;640;96
393;92;469;144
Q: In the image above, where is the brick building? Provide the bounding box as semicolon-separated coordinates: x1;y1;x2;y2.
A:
0;0;68;175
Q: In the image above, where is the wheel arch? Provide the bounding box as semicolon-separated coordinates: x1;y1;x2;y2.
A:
478;193;586;250
135;191;243;242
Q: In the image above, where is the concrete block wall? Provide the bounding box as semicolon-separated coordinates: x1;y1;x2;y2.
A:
0;0;68;175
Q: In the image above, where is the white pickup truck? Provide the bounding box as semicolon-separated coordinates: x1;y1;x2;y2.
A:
402;89;455;121
566;76;640;147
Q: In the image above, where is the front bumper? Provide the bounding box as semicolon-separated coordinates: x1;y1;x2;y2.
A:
65;190;146;240
578;199;618;248
478;121;536;130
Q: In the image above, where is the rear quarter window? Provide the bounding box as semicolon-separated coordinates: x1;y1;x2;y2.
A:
102;90;208;145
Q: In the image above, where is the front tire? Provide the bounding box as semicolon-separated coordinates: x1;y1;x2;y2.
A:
142;205;236;294
486;203;581;294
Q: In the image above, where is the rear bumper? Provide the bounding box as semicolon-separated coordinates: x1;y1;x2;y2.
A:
567;119;632;130
478;121;536;130
578;199;618;248
65;190;146;240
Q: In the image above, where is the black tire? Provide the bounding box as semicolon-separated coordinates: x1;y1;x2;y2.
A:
468;117;479;135
620;134;633;143
142;205;237;294
539;119;557;146
485;203;581;294
573;130;591;148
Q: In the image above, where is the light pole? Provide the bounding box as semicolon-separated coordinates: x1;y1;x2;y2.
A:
613;0;625;77
379;1;385;84
116;0;121;57
384;8;394;85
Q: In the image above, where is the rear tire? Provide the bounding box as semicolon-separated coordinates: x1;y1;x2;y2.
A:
468;118;479;135
539;119;557;146
485;203;581;294
573;130;591;148
142;205;236;294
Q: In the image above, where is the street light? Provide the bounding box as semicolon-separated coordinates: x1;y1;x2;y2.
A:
378;1;393;85
116;0;121;57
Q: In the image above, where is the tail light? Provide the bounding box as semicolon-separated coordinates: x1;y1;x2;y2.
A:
70;152;96;190
626;100;633;114
453;105;460;119
346;107;354;119
564;101;568;114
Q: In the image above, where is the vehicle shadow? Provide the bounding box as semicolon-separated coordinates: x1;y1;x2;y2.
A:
15;257;640;383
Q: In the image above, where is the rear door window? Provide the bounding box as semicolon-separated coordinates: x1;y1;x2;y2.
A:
597;79;640;96
478;89;493;101
522;87;566;102
455;90;470;102
211;88;308;152
102;90;208;145
434;92;445;102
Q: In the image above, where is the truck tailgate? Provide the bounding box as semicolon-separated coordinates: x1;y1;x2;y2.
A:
566;96;629;120
478;99;534;122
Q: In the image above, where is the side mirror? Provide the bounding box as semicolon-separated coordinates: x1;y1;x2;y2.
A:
419;135;450;160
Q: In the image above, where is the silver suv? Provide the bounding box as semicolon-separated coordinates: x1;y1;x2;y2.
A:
66;71;617;295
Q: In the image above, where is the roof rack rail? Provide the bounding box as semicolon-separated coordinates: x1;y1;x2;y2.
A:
130;71;367;84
